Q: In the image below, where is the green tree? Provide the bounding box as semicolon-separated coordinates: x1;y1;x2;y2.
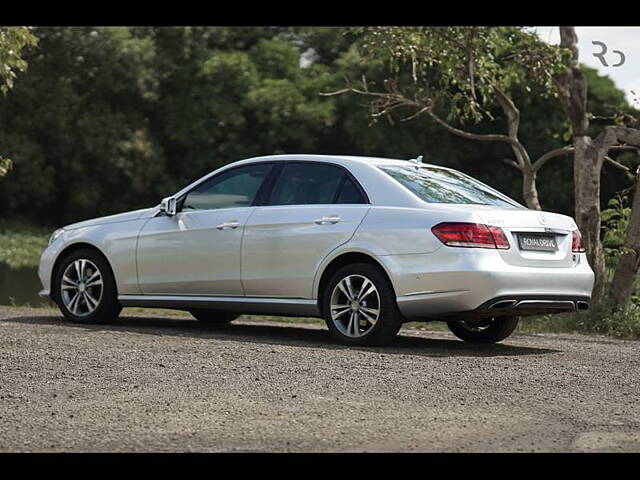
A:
0;26;635;240
0;26;37;176
0;27;344;225
325;26;570;210
0;27;166;224
137;27;340;186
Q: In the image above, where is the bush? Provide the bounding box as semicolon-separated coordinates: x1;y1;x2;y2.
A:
521;301;640;340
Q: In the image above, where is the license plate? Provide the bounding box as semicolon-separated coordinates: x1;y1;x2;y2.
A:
518;233;558;252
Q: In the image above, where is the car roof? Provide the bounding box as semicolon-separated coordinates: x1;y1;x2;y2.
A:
233;154;445;170
173;153;455;208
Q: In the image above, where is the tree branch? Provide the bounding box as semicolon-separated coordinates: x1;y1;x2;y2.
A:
604;126;640;147
493;86;520;138
604;156;633;177
532;144;639;171
502;158;521;170
322;84;518;147
491;85;532;170
610;145;640;152
467;28;477;101
425;110;515;145
533;146;574;171
400;106;431;122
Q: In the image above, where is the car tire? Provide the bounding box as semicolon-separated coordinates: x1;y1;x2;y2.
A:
190;309;240;324
322;263;402;346
53;248;122;324
446;316;519;344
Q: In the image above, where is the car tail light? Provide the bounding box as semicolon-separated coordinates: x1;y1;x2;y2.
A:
571;229;586;253
431;222;510;250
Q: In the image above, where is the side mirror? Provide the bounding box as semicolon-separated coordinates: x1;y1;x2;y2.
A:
160;196;177;216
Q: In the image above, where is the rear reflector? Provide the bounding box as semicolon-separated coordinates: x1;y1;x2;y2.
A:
572;229;586;253
431;222;510;250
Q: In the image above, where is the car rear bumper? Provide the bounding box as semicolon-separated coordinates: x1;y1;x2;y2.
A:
441;294;590;318
377;250;594;320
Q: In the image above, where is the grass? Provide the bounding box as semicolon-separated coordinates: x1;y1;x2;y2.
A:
520;304;640;340
0;221;50;269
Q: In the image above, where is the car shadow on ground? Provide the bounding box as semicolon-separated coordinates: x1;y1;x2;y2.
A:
3;314;561;358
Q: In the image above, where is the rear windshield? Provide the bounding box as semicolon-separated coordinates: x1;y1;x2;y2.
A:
379;165;523;208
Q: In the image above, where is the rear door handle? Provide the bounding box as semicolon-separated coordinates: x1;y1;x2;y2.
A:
216;221;240;230
314;215;341;225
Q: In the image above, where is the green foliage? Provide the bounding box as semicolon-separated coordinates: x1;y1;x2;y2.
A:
0;26;37;178
583;66;640;136
599;191;640;307
0;27;166;224
352;26;566;124
137;27;342;188
0;26;37;95
0;156;10;176
0;27;340;224
0;26;636;227
602;194;631;265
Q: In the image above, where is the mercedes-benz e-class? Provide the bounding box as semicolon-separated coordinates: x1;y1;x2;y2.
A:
39;154;594;346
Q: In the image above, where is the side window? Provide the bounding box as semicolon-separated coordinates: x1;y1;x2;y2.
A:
336;176;366;204
268;163;344;206
182;163;272;211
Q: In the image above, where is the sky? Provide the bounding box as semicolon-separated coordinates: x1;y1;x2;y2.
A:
535;26;640;105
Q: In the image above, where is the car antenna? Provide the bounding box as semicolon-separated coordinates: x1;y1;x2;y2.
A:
409;155;423;168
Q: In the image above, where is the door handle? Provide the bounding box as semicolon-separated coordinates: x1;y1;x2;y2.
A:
314;215;341;225
216;221;240;230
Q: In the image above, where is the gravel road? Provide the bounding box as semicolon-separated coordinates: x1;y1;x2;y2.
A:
1;307;639;452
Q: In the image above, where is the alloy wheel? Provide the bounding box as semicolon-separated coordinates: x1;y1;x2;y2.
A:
60;259;103;317
330;274;380;338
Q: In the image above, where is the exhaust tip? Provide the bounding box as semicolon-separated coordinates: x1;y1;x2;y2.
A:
489;299;518;310
576;301;590;311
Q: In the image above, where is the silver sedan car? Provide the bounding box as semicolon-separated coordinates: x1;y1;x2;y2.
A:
39;154;594;346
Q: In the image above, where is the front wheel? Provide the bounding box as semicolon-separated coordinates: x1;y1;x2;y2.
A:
446;316;519;344
322;263;402;346
53;248;122;324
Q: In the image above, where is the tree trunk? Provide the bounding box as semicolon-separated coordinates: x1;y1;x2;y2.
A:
522;167;541;210
611;175;640;308
493;86;542;211
574;136;607;303
555;27;606;305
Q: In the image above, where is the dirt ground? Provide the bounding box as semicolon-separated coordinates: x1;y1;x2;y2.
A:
1;307;639;452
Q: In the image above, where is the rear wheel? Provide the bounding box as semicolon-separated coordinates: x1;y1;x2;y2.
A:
190;309;239;324
53;248;122;324
322;263;402;346
446;316;519;344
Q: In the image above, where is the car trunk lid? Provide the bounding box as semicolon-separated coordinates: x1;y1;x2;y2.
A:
469;206;577;268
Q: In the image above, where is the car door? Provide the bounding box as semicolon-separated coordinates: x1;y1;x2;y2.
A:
136;162;273;296
241;161;371;299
